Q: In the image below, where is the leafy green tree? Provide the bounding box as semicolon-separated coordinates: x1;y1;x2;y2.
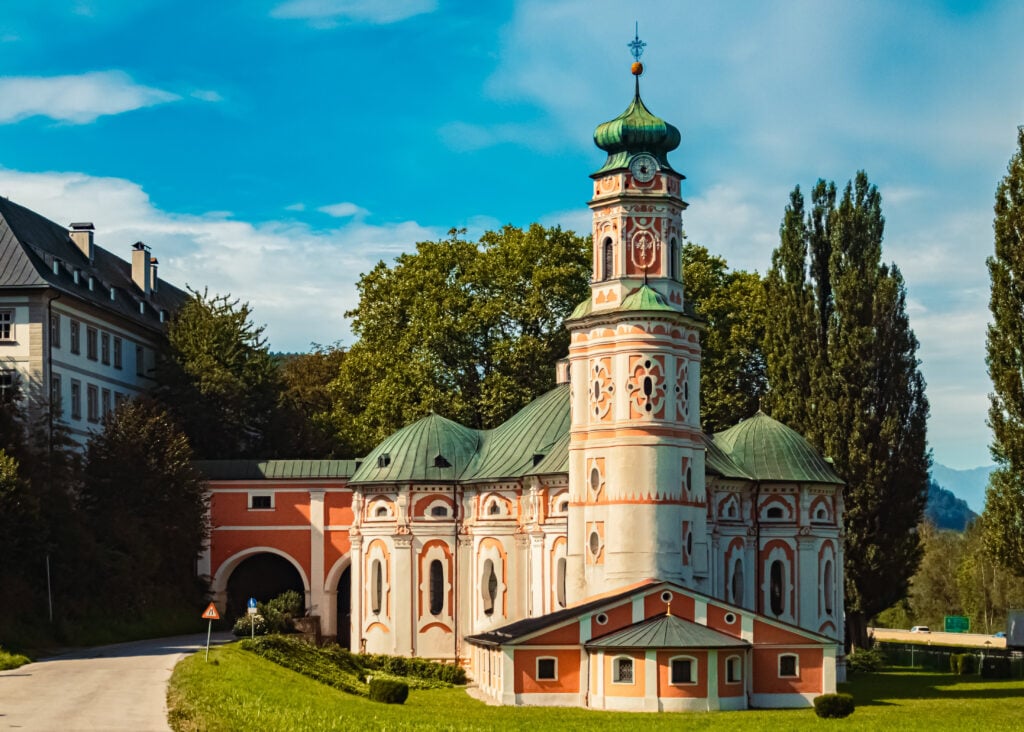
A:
682;243;767;432
157;289;280;458
270;345;351;457
331;225;590;454
984;126;1024;577
906;523;963;628
764;173;930;649
79;399;208;609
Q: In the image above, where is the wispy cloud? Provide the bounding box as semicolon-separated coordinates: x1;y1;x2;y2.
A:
318;201;368;218
190;89;223;103
270;0;436;26
0;71;178;124
439;121;563;153
0;167;436;349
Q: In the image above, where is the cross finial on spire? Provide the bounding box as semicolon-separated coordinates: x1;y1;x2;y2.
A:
628;22;646;62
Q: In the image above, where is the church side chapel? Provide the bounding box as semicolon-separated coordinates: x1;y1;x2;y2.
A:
199;38;846;712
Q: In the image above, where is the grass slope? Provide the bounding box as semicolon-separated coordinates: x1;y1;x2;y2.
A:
168;645;1024;731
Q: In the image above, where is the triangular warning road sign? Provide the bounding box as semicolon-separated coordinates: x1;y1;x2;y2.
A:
201;602;220;621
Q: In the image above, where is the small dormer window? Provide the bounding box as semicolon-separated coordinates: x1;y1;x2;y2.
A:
559;500;569;513
815;507;828;521
766;506;784;519
430;505;449;517
434;454;451;468
532;453;545;467
375;505;389;517
377;453;391;468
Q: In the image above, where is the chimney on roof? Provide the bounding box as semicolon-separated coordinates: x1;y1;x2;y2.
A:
69;222;94;261
150;257;158;293
131;241;152;296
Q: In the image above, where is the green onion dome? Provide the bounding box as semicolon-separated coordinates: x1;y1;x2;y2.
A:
593;78;681;176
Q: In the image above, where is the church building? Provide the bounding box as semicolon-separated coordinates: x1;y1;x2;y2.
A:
200;50;846;712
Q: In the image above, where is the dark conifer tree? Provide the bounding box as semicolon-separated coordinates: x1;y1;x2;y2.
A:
984;126;1024;577
764;172;930;649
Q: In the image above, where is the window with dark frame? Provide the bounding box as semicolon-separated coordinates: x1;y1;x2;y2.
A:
101;388;111;417
536;658;557;680
770;560;785;615
429;559;444;616
371;560;383;614
779;654;798;678
70;379;81;419
136;345;145;376
101;332;110;365
87;384;99;422
0;370;15;396
250;495;272;509
613;657;634;684
51;374;62;415
86;327;98;361
0;310;13;341
113;336;123;369
50;313;60;348
726;656;742;683
70;320;80;354
670;658;694;684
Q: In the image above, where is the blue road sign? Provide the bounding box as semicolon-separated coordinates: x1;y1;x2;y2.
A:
248;597;258;609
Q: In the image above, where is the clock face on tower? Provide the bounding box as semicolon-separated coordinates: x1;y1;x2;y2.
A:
629;153;658;183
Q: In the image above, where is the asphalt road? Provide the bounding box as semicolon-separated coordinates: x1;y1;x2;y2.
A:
0;632;231;732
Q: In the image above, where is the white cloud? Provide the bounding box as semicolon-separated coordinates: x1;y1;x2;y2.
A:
0;167;437;350
270;0;436;25
318;201;368;218
190;89;223;103
285;202;306;212
0;71;179;124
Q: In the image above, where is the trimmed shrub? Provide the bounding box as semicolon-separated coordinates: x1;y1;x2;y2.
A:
0;647;31;671
847;647;885;673
980;655;1011;679
813;693;855;719
358;652;467;685
950;653;976;675
232;613;268;637
368;678;409;704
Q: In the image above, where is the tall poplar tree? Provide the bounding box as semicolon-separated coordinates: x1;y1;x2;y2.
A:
764;172;930;649
984;126;1024;577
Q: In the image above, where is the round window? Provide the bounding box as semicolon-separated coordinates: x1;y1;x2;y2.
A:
660;590;673;603
595;613;608;625
724;612;737;625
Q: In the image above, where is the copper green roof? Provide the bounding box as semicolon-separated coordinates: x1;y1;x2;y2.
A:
468;385;570;481
712;411;843;485
568;297;593;320
350;413;480;483
593;80;681;176
701;434;752;480
195;460;359;480
586;613;750;649
620;284;678;312
527;432;569;475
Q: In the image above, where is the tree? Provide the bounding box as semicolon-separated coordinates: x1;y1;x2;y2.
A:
269;345;351;457
906;523;963;628
764;173;930;649
79;399;208;609
331;225;590;454
682;243;767;432
984;126;1024;577
157;289;280;458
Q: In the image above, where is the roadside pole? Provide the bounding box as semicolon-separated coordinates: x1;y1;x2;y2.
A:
248;597;258;641
201;602;220;662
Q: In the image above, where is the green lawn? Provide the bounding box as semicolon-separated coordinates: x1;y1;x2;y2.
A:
168;644;1024;731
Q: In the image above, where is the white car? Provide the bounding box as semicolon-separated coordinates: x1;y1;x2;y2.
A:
910;626;931;633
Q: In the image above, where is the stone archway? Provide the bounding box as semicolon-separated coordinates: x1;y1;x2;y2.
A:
213;548;309;625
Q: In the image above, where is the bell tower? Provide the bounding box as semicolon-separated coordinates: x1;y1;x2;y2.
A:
565;35;708;604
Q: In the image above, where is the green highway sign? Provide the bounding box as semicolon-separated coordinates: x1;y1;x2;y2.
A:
944;615;970;633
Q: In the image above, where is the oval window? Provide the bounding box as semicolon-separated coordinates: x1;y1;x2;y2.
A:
686;531;693;556
824;560;834;615
429;559;444;616
556;557;567;608
590;466;601;493
589;531;601;556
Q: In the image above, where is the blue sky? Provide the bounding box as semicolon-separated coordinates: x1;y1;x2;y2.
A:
1;1;1021;470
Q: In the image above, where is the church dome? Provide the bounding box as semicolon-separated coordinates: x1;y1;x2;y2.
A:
712;411;843;484
593;80;681;177
350;412;481;483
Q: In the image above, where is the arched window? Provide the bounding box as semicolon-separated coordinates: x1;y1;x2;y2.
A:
669;655;697;685
731;558;744;606
770;559;785;616
429;559;444;616
482;559;497;616
371;559;383;615
488;501;501;516
556;557;567;608
670;237;678;280
602;238;614;281
725;655;742;683
613;656;634;684
375;505;389;517
766;506;784;519
823;559;834;615
430;505;449;518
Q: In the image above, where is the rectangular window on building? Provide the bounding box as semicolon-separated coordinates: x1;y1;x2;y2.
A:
115;391;127;407
101;332;110;365
51;374;62;415
613;657;634;684
101;388;111;417
249;494;273;510
113;337;123;369
70;380;82;420
0;310;13;341
86;327;98;361
0;370;15;396
50;313;61;348
536;658;557;680
136;345;145;376
70;320;81;355
778;654;799;678
87;384;99;422
670;658;695;685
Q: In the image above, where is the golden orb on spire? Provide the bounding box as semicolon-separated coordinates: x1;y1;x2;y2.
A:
631;61;644;76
